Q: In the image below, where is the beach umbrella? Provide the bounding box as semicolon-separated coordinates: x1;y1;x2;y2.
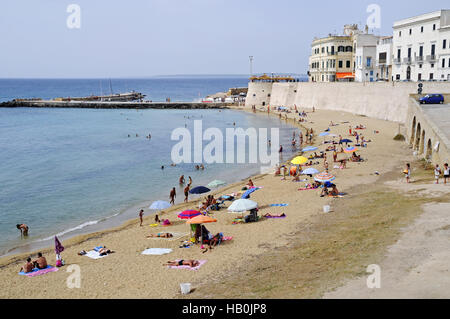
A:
189;186;211;194
319;132;330;137
178;210;202;219
241;187;259;199
149;200;171;210
228;199;258;212
54;236;64;255
344;146;358;153
314;172;336;183
207;180;226;188
301;168;319;175
301;146;318;152
291;156;308;165
340;139;353;144
186;215;217;224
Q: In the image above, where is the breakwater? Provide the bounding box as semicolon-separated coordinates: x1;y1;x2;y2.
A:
0;100;235;109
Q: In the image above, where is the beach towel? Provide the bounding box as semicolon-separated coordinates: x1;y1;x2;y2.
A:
270;204;289;207
147;232;189;241
167;259;207;271
84;250;108;259
19;265;58;277
223;236;233;241
298;187;318;191
141;248;173;255
265;215;287;219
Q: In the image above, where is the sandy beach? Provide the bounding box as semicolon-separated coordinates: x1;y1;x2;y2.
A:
1;105;446;299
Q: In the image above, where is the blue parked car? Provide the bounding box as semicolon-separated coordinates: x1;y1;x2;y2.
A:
419;94;444;104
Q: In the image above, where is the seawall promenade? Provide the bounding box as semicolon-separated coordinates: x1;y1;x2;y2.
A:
0;100;234;109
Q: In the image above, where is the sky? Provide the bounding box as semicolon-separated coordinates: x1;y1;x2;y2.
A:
0;0;448;78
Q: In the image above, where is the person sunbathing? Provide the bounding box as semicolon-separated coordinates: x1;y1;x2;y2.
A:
21;257;34;273
166;260;199;267
147;232;173;238
263;213;286;218
33;252;47;269
98;247;114;256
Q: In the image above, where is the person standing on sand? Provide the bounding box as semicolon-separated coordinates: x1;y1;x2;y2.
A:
349;126;352;136
16;224;29;237
169;187;176;205
405;163;411;183
279;145;283;153
282;166;287;180
184;185;190;203
434;164;442;184
139;209;144;227
443;163;449;184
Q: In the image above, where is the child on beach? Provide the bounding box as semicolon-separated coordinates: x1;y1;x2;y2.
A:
434;164;442;184
444;163;449;184
404;163;411;183
139;209;144;227
20;257;34;273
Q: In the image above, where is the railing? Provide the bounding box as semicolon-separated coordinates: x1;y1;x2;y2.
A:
416;56;424;63
393;58;401;64
377;59;387;65
426;55;437;62
403;57;412;64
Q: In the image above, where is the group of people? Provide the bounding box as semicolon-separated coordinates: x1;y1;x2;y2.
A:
20;252;47;273
404;163;449;184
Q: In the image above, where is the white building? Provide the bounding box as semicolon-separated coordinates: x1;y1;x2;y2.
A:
353;33;381;82
376;36;393;81
392;10;450;82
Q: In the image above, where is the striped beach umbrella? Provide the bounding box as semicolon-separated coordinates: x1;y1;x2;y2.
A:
178;210;202;219
186;215;217;224
344;146;358;153
314;172;336;183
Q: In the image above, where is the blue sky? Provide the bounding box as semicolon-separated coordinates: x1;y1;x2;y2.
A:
0;0;448;78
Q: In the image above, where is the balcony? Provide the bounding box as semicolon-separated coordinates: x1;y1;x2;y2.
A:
377;59;387;65
403;57;412;64
393;58;402;64
426;55;437;62
327;52;336;56
415;56;424;63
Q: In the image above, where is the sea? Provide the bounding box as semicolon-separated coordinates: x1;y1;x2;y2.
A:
0;77;300;257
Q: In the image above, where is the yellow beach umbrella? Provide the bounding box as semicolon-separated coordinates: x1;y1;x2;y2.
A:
291;156;308;165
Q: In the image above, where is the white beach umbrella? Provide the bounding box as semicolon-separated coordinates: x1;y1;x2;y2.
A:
227;199;258;213
149;200;171;210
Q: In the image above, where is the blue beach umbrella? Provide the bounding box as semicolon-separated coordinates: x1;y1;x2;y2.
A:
189;186;211;194
149;200;171;210
340;139;353;144
241;187;258;199
301;146;318;152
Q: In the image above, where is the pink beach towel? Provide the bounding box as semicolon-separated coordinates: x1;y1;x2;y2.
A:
223;236;233;241
19;266;59;277
167;260;207;271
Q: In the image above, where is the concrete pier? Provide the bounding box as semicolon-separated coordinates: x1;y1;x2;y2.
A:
0;100;235;109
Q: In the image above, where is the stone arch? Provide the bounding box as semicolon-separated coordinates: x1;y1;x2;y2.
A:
410;116;416;145
419;130;425;154
426;138;433;160
415;122;421;151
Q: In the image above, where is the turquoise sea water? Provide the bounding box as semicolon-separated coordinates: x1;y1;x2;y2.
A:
0;107;298;256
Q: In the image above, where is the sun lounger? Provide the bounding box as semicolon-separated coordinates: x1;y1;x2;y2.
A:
19;265;58;277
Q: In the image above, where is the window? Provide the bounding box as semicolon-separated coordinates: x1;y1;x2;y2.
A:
444;39;447;49
419;64;423;68
448;58;450;67
433;24;436;31
346;60;351;68
430;73;434;80
431;63;434;68
396;74;400;80
409;29;412;35
418;73;422;81
443;59;446;68
367;57;372;67
419;46;423;57
399;31;402;37
338;60;343;68
431;44;436;56
421;26;424;33
397;49;401;59
408;48;412;58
